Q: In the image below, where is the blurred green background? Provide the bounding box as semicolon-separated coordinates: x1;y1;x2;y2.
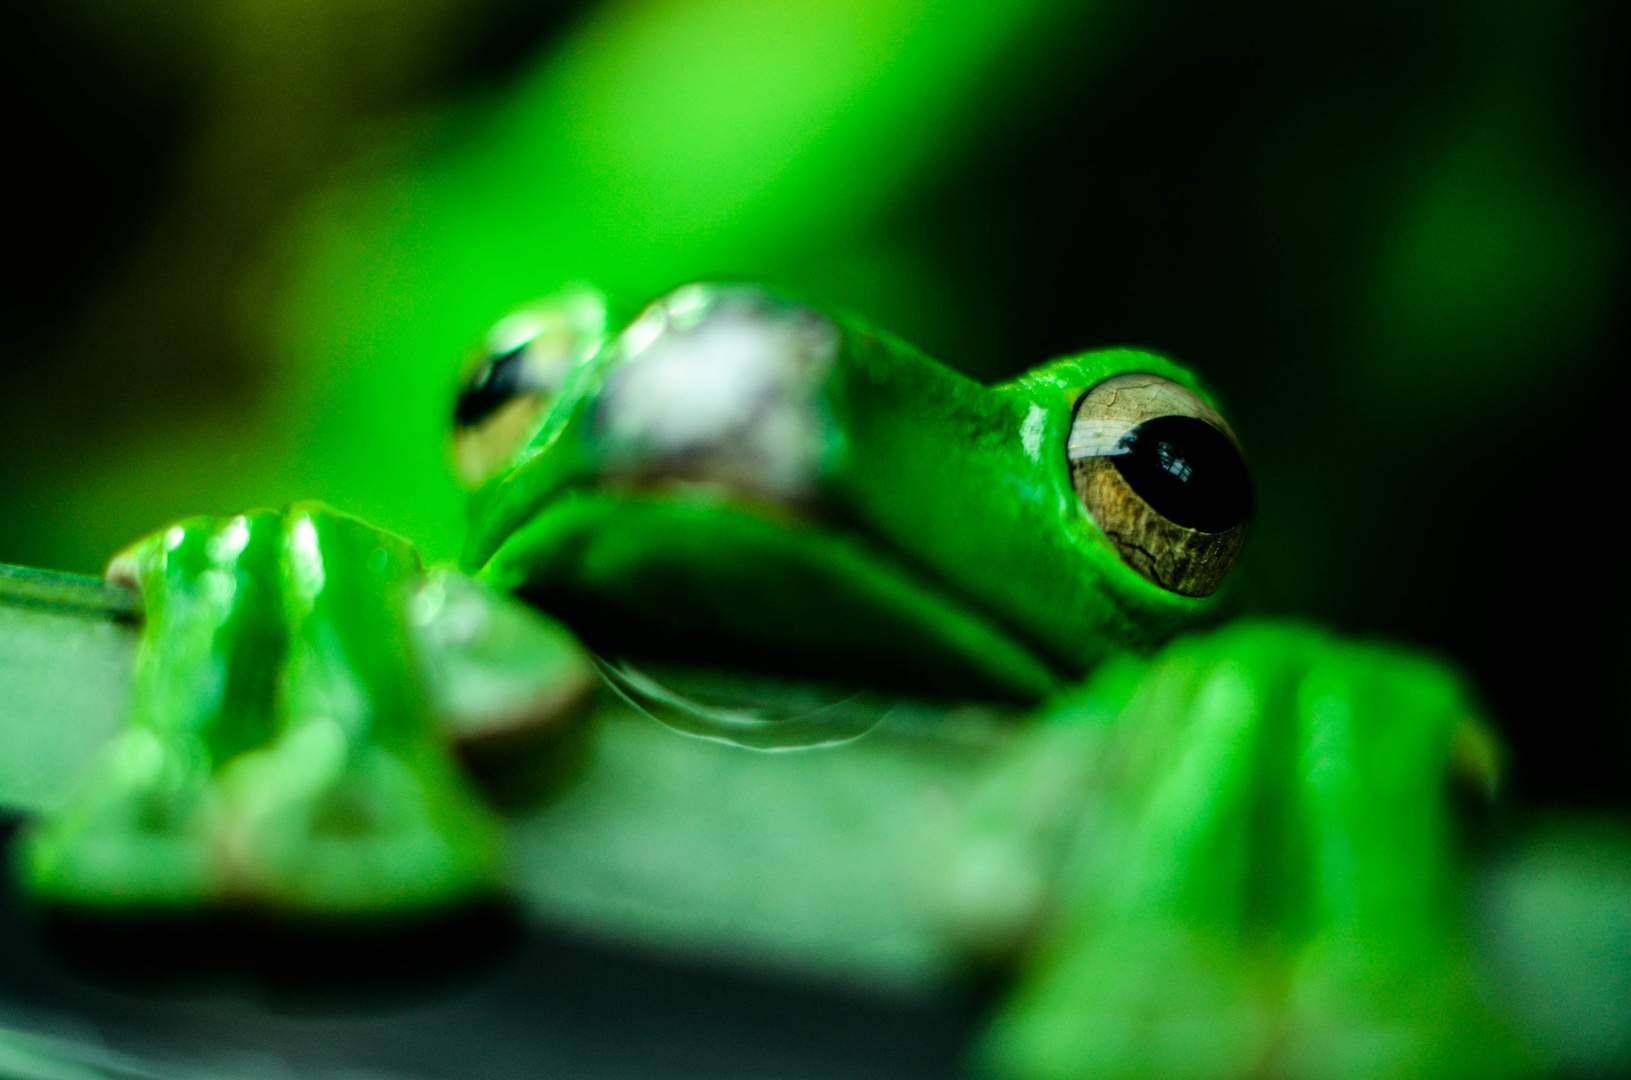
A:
2;0;1625;807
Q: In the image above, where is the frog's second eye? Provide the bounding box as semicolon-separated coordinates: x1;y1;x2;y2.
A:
1068;372;1252;597
454;343;532;428
453;288;608;487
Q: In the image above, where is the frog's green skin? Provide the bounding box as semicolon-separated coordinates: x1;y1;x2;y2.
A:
24;283;1529;1079
26;507;501;912
467;285;1209;697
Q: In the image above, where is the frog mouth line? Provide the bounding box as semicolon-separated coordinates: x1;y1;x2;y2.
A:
477;482;1067;704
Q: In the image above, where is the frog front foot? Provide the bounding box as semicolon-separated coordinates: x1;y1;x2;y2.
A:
965;619;1533;1080
23;505;508;916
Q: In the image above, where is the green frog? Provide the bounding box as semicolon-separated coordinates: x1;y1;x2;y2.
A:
18;282;1529;1079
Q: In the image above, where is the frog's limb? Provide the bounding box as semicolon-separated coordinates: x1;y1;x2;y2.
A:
410;565;600;763
975;619;1531;1080
24;505;512;915
25;511;288;907
213;505;503;913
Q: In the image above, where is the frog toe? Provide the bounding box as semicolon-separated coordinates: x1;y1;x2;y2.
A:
1280;934;1534;1080
217;726;502;915
983;917;1274;1080
21;731;223;910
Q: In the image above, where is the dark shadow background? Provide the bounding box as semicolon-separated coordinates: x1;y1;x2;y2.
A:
0;814;979;1079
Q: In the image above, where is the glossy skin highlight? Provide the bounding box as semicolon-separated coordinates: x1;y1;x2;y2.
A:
26;506;501;914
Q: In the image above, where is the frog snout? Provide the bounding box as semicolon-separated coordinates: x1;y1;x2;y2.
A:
590;284;840;506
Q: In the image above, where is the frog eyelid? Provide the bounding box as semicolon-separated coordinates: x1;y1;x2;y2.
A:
1066;373;1240;458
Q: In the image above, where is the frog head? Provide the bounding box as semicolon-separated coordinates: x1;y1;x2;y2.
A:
452;283;1251;701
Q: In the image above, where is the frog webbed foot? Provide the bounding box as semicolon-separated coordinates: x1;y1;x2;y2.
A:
25;510;285;911
215;725;501;914
979;619;1533;1080
23;505;511;917
26;728;224;908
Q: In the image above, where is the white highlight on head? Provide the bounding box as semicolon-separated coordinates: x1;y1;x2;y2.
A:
664;282;713;327
609;314;788;447
1020;403;1048;463
619;307;667;361
597;290;840;502
486;311;550;358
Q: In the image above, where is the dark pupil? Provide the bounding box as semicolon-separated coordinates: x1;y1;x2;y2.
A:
454;343;530;428
1110;415;1252;533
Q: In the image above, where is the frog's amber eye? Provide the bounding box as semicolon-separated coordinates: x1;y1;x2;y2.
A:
1068;372;1252;597
453;287;608;487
